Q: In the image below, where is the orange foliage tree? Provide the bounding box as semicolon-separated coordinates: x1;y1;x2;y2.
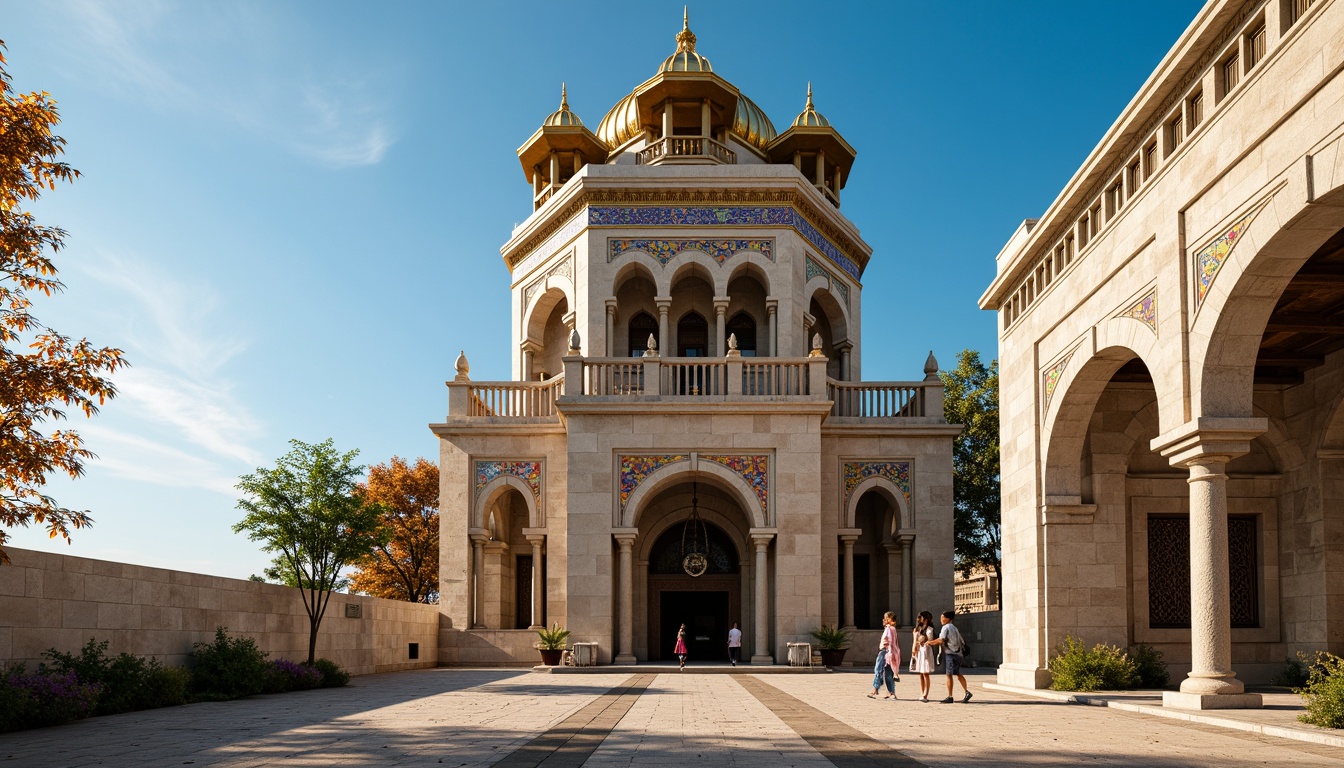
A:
349;456;439;603
0;41;126;564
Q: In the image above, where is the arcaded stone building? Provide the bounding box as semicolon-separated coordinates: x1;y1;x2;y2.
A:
982;0;1344;709
431;14;957;665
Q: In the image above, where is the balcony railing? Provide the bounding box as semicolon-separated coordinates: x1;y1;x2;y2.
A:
635;136;736;166
445;354;944;422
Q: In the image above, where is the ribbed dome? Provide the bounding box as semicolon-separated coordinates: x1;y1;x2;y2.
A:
660;9;712;72
595;90;641;149
734;94;777;150
543;83;583;127
792;83;830;128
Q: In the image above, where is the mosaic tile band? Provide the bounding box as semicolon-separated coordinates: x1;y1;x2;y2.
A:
1117;290;1157;333
700;454;770;517
805;255;850;308
589;206;861;279
619;455;686;511
475;460;542;508
608;238;774;266
1195;207;1261;306
842;461;911;507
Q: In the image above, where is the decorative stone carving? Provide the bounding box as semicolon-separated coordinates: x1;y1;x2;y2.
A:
607;238;774;266
644;333;659;357
454;351;470;381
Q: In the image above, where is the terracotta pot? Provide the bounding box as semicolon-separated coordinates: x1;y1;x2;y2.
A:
819;649;847;667
539;649;564;666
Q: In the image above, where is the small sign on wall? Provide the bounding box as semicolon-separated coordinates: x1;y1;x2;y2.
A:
344;603;363;619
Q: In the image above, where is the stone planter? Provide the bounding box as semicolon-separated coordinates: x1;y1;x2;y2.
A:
819;648;847;667
539;649;564;666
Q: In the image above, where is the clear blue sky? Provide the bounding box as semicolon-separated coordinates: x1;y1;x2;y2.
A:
5;0;1205;578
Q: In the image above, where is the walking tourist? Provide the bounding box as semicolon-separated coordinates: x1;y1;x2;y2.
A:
911;610;937;702
727;621;742;667
674;624;688;669
867;611;900;699
927;610;971;703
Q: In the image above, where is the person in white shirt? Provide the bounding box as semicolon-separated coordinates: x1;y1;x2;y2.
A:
727;622;742;667
926;610;971;703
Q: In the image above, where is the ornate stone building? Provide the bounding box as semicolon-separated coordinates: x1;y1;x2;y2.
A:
431;13;957;665
982;0;1344;709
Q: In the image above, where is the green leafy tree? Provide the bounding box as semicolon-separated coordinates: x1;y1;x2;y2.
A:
233;439;381;664
941;349;1001;604
0;40;126;563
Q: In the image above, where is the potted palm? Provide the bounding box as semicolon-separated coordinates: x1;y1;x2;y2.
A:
810;624;851;667
535;623;571;666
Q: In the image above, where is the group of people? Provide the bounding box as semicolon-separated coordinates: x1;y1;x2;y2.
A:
869;610;972;704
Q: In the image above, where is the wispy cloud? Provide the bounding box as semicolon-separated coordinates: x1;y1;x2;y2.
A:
58;0;395;168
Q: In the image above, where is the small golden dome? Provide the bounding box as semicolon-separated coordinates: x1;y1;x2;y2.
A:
792;83;830;128
660;8;712;73
595;90;641;149
734;94;777;150
543;83;583;127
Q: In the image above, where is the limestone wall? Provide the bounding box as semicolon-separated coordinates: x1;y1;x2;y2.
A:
957;611;1003;667
0;547;442;676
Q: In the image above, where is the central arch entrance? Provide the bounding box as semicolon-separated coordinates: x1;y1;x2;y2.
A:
646;521;740;661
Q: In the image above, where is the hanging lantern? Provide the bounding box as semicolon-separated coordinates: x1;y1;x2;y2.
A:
681;479;708;577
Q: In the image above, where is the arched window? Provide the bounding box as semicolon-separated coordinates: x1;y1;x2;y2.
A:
677;312;708;357
627;312;657;357
726;312;757;357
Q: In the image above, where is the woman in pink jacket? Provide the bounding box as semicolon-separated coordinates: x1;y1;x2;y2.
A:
867;611;901;699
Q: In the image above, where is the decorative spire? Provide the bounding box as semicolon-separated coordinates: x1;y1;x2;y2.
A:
726;333;740;357
676;6;697;52
560;82;569;111
454;350;470;381
809;333;825;357
924;350;941;381
568;329;582;355
806;81;814;110
644;333;659;358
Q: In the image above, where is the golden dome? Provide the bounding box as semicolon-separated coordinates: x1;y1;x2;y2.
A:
734;93;776;150
660;8;712;73
792;83;830;128
595;90;642;149
543;83;583;127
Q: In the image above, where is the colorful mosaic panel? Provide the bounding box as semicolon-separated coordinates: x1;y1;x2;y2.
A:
589;206;861;279
607;238;773;266
475;460;542;507
1195;209;1259;306
1117;290;1157;333
619;454;687;511
1042;352;1073;412
700;454;769;518
842;461;911;507
804;255;851;308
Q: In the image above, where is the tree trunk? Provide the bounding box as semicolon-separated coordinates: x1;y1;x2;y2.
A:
308;620;319;665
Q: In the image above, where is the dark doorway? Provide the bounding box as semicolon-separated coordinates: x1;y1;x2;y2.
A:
628;311;657;357
514;554;545;629
677;311;708;356
659;590;729;662
854;555;872;629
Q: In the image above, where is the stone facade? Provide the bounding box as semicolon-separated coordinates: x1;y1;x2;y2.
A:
981;0;1344;709
432;15;957;666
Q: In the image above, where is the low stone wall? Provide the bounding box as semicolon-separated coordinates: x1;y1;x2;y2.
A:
956;610;1003;667
440;628;541;666
0;547;442;676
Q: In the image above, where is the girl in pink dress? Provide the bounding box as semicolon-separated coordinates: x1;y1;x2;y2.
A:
867;611;901;699
674;624;688;669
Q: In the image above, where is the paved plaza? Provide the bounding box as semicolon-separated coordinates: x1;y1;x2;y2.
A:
1;669;1341;767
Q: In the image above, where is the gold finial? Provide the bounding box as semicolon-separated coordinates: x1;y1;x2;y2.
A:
676;6;697;51
806;82;814;109
560;82;569;111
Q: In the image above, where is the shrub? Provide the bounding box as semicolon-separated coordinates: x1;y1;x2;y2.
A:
3;669;99;729
190;627;269;699
264;659;323;694
40;638;186;714
809;624;851;651
1126;643;1170;688
1297;651;1344;729
1048;635;1139;692
309;658;350;688
1275;655;1311;688
0;664;31;733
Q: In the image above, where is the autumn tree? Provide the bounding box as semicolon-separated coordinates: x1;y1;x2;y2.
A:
348;456;439;604
941;349;1001;604
0;40;126;564
233;439;382;664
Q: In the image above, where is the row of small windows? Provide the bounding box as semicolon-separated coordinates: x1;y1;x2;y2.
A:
1001;0;1317;329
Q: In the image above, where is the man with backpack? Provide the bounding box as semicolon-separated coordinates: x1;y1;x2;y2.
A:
927;610;972;704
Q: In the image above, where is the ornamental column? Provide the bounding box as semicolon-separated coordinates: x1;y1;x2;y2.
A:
614;530;638;664
839;529;861;630
765;299;778;357
713;297;730;357
469;531;488;628
605;300;617;357
524;532;546;629
897;533;915;627
656;297;672;356
750;531;775;664
883;540;901;624
1153;418;1266;710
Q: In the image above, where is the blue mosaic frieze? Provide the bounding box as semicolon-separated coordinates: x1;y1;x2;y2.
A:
589;206;860;279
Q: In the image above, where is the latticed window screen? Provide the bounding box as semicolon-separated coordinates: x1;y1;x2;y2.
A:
1147;515;1258;629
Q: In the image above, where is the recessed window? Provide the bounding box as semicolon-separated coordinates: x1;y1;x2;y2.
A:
1222;53;1241;95
1167;115;1184;156
1285;0;1316;29
1246;24;1266;71
1127;160;1142;196
409;642;420;660
1187;91;1204;132
1064;233;1075;265
1143;141;1159;179
1089;203;1102;236
1106;181;1124;217
1078;216;1090;249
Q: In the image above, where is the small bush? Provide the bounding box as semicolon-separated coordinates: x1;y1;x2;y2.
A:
1048;635;1139;692
190;627;269;699
0;664;32;733
1297;651;1344;729
1126;643;1170;688
264;659;323;694
309;658;350;688
1275;655;1311;688
40;638;186;714
3;669;99;730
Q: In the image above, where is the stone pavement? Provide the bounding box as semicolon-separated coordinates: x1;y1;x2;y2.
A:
1;669;1342;767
